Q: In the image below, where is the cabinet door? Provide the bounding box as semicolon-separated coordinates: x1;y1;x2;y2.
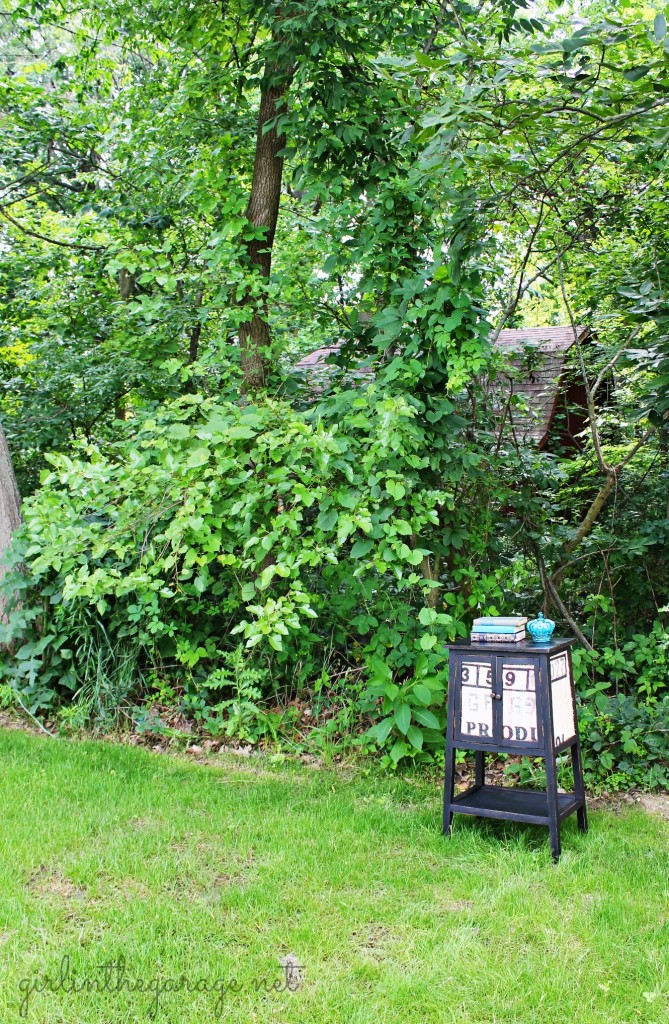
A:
453;653;495;747
498;655;544;751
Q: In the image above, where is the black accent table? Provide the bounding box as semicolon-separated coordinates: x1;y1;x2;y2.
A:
443;637;587;862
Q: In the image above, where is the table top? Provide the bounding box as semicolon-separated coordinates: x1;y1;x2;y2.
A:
445;637;575;655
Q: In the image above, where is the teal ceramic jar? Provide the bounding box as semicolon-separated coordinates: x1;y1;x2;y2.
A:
527;612;555;644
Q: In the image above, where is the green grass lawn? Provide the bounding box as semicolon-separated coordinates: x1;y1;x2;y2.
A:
1;730;669;1023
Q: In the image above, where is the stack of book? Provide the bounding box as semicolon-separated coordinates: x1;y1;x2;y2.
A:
471;616;527;644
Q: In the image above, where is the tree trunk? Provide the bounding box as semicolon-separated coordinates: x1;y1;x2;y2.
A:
238;70;290;390
420;553;442;609
0;420;21;621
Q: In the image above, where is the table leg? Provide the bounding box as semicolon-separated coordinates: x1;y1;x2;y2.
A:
474;749;485;788
544;745;561;863
572;740;588;833
443;746;456;836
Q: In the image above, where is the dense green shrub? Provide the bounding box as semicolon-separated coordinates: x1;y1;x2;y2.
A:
578;692;669;791
4;388;668;785
0;389;510;760
503;623;669;792
572;622;669;700
572;627;669;790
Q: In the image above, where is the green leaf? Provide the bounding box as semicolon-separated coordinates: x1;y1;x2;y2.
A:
407;725;424;750
561;35;592;52
336;488;360;510
186;447;210;468
413;708;441;730
413;683;433;705
374;717;394;744
654;13;666;41
386;479;406;500
623;65;650;81
368;657;393;683
394;703;411;734
167;424;190;439
420;633;437;651
351;538;374;558
417;675;442;692
258;564;276;590
317;508;338;531
227;424;257;439
389;739;408;764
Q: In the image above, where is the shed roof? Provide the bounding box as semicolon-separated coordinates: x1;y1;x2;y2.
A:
494;326;589;447
294;325;590;448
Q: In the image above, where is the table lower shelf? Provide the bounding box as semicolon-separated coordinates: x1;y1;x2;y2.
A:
449;784;582;826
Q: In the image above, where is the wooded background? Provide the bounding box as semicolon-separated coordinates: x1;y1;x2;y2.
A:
0;0;668;787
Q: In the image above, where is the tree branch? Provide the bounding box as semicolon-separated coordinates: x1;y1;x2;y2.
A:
535;545;593;650
0;205;104;253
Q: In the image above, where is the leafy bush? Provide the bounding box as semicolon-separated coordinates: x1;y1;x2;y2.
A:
570;626;669;790
0;389;509;757
578;692;669;791
572;621;669;699
180;646;286;745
